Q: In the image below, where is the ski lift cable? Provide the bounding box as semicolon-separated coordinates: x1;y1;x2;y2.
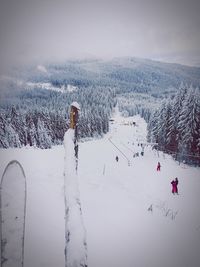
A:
108;138;131;164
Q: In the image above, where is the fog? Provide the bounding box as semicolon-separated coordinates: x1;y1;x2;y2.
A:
0;0;200;72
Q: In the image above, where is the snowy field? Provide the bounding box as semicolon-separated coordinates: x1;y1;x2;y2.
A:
0;112;200;267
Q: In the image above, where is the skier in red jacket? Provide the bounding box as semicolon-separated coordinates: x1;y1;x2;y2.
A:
171;178;179;194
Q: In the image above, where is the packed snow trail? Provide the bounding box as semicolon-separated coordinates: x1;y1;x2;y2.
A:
78;114;200;267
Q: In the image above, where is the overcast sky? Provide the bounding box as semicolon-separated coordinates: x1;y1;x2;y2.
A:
0;0;200;71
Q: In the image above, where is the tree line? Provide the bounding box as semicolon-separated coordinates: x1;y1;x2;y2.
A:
147;84;200;165
0;86;116;148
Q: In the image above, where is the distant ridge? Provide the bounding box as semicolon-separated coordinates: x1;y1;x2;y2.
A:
2;57;200;95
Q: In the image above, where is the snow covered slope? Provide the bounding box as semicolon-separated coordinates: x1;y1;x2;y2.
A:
78;113;200;267
0;113;200;267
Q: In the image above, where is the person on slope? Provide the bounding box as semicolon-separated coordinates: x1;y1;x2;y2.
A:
157;162;161;171
115;156;119;162
171;178;179;194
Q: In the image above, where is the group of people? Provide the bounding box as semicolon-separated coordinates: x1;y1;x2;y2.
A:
157;162;179;195
115;157;179;195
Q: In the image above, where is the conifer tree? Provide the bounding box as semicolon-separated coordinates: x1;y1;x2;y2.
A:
37;118;52;149
178;86;200;163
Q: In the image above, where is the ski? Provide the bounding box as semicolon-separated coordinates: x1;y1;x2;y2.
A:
0;160;27;267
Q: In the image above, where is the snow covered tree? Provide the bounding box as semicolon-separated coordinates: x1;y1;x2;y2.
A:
0;112;9;148
148;84;200;165
37;118;52;149
167;84;188;154
10;106;27;146
178;86;200;163
4;123;21;148
147;109;160;144
164;101;174;152
26;113;37;147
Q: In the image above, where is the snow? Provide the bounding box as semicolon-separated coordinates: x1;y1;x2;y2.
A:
0;74;78;94
0;147;65;267
26;82;78;93
66;85;78;93
0;111;200;267
63;129;87;267
0;161;26;267
37;65;48;73
26;82;64;92
70;102;81;110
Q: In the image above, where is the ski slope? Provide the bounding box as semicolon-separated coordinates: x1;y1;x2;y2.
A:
0;112;200;267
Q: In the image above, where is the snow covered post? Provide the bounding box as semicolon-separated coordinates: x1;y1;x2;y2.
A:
64;102;87;267
69;102;79;170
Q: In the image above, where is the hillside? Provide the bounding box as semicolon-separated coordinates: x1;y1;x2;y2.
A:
76;57;200;93
2;57;200;96
1;112;200;267
0;57;199;151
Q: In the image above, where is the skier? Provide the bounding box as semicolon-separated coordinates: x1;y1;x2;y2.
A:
157;162;161;171
141;146;144;156
171;178;179;194
115;156;119;162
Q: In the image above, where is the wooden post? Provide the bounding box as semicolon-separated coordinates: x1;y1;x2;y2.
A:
70;106;78;129
69;102;80;169
69;102;80;129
